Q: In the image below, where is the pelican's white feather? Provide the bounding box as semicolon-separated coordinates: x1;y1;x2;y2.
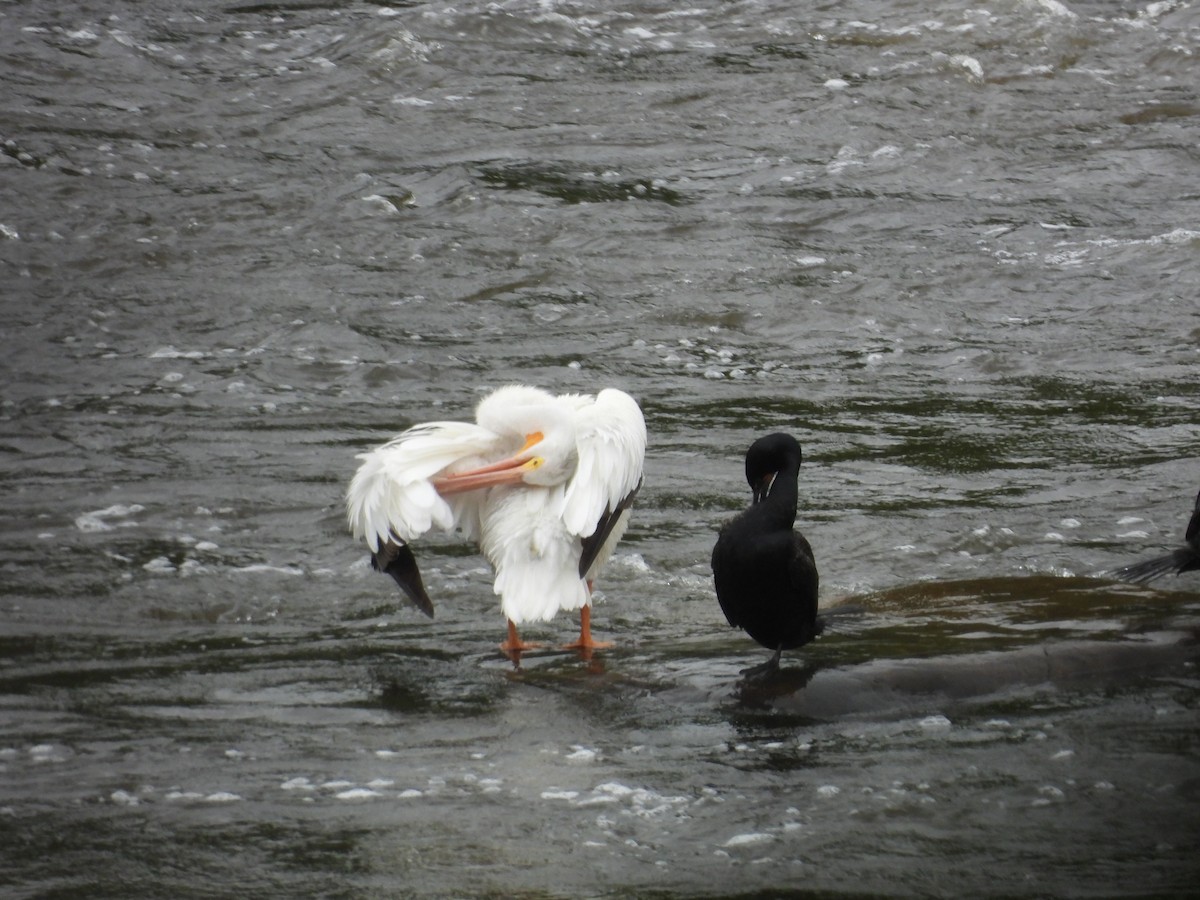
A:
562;388;647;538
480;485;589;623
346;420;497;552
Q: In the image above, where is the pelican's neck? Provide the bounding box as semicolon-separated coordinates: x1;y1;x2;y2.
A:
476;387;578;487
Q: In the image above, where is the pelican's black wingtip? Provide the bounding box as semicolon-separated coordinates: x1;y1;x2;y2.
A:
371;540;435;618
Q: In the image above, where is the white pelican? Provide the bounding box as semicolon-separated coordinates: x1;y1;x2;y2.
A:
346;385;647;658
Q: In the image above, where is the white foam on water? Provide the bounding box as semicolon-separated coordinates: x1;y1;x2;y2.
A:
110;790;140;806
203;792;242;803
30;744;70;763
75;503;145;532
150;346;208;359
165;791;206;802
336;788;381;801
565;746;598;763
723;832;774;848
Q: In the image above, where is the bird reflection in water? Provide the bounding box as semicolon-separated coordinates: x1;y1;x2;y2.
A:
732;661;822;710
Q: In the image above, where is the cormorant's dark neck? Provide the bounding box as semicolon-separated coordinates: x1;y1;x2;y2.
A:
1186;487;1200;548
759;459;799;529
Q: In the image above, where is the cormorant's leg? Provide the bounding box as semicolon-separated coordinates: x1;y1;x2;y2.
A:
740;646;782;677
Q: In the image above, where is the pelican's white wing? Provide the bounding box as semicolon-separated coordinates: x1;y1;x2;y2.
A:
346;420;499;552
561;388;647;539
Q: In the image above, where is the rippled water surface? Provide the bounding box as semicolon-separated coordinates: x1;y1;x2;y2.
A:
2;0;1199;896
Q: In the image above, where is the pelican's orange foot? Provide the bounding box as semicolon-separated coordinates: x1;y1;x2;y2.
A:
500;620;541;660
561;605;613;653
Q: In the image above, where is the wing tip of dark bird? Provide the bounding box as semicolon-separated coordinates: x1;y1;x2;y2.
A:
1105;548;1197;585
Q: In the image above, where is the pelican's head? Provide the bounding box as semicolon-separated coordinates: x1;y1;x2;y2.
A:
436;386;580;494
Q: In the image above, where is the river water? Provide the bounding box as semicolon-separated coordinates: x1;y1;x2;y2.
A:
2;0;1199;896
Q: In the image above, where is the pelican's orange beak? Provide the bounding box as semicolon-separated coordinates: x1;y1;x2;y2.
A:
434;432;545;496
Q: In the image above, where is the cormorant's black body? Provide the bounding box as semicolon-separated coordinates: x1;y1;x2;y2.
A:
1111;488;1200;584
712;433;821;668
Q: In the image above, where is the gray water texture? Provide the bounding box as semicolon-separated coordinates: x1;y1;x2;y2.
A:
1;0;1199;897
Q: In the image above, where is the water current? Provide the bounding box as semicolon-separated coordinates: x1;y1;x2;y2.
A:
2;0;1199;896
